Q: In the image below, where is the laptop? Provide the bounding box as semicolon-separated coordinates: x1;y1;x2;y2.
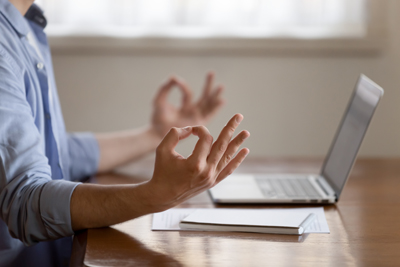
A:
209;74;384;204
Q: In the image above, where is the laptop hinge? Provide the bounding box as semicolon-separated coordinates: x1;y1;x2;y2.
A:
316;176;336;198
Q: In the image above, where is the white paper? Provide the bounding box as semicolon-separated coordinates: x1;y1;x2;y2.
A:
152;207;330;234
152;208;197;230
182;209;312;228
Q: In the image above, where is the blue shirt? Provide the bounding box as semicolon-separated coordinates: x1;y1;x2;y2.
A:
0;1;100;266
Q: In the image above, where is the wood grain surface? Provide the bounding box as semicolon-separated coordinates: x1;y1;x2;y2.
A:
71;157;400;267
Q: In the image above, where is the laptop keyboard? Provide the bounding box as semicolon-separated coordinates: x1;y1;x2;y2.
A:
255;176;322;198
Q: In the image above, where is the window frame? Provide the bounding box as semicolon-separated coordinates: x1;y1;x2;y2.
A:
47;0;387;55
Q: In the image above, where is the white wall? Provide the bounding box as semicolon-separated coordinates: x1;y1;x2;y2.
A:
53;1;400;158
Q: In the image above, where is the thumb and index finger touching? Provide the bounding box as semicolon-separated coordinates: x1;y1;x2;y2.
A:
158;126;193;154
154;72;220;110
158;114;249;165
154;76;193;109
157;125;213;159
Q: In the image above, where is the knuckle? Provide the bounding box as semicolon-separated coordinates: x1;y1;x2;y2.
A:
200;172;214;187
199;125;207;131
205;179;214;188
199;172;209;181
205;134;213;143
203;169;213;180
225;125;236;135
218;143;226;153
190;162;202;174
199;125;209;134
196;169;214;187
208;155;219;165
224;154;232;164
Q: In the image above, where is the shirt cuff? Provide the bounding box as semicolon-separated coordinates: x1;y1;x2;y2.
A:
67;132;100;181
40;180;80;239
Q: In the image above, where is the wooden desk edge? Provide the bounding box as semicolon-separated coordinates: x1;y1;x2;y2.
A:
70;230;88;267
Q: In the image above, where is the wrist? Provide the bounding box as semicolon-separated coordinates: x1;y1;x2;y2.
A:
133;181;169;214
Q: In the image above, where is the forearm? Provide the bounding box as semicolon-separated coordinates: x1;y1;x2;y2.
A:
70;182;161;231
95;126;162;173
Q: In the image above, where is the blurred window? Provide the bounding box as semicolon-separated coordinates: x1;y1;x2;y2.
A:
36;0;367;39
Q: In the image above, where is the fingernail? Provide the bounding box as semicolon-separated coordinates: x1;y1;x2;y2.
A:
236;115;243;124
183;126;191;131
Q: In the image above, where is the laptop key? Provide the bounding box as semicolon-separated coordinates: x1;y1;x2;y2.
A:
290;179;308;197
268;179;288;198
280;179;298;197
298;179;320;197
256;176;321;199
256;179;277;197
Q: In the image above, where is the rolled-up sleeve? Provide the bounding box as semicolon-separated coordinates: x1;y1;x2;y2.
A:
0;52;78;246
67;132;99;182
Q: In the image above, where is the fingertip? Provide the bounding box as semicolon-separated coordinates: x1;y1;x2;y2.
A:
179;126;193;140
169;126;192;140
235;114;244;124
191;126;212;139
236;113;244;118
241;130;250;139
191;126;198;135
215;85;224;93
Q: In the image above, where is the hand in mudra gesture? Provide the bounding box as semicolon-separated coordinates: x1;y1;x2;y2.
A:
144;114;250;211
151;72;224;138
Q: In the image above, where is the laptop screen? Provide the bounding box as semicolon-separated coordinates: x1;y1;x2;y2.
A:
321;75;383;198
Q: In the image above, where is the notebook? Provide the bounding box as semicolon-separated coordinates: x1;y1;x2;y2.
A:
179;209;316;235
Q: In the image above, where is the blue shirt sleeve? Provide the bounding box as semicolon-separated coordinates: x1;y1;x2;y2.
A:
67;132;100;182
0;48;78;246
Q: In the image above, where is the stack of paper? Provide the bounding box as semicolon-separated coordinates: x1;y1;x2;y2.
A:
152;207;330;234
180;209;316;234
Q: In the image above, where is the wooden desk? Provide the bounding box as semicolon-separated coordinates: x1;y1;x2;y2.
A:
71;158;400;266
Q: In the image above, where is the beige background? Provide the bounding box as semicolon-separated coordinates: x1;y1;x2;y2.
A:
52;1;400;158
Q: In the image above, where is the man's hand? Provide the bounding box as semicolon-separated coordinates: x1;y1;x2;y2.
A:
143;114;249;212
151;72;224;139
71;114;248;231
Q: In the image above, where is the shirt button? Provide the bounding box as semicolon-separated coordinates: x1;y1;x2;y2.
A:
37;62;44;70
45;113;51;120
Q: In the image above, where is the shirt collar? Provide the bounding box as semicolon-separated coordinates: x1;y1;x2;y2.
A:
25;4;47;29
0;0;29;36
0;1;46;36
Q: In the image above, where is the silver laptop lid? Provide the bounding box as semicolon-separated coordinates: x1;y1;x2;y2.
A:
320;74;383;200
